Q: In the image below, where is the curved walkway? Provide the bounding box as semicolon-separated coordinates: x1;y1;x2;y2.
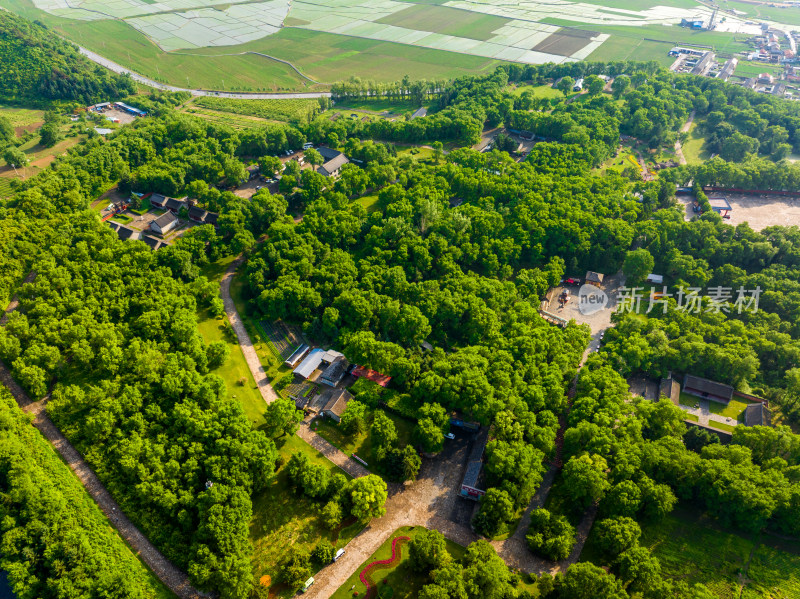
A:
77;46;330;98
0;291;205;599
220;257;279;404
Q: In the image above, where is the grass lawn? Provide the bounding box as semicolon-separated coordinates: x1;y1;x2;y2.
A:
508;83;562;99
711;421;737;433
330;526;467;599
584;505;751;598
313;407;416;478
111;214;133;224
684;412;700;422
0;104;44;130
354;192;381;213
682;122;710;165
611;504;800;599
251;435;363;597
708;397;756;420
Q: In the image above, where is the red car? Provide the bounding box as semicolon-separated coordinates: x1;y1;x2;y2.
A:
564;278;581;285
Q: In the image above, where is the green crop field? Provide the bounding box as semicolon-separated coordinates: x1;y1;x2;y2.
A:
719;0;800;28
375;4;511;41
734;61;784;78
586;36;677;66
193;97;322;124
183;107;271;130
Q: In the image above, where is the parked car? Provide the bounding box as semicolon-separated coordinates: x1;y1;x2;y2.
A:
564;277;581;285
444;432;455;440
334;549;345;562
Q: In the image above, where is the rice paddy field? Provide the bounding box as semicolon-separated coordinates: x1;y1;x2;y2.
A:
4;0;799;90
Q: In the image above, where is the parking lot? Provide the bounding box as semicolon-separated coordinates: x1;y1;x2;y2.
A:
544;271;626;352
677;193;800;231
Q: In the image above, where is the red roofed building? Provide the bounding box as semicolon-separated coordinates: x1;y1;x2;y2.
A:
351;365;392;388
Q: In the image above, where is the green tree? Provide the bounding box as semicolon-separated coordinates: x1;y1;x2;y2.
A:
311;540;335;565
206;340;229;369
39;121;63;148
3;146;28;168
562;454;610;511
611;75;630;99
409;529;451;573
258;155;283;178
557;77;575;97
526;508;576;561
414;417;444;453
280;549;311;590
585;74;604;96
339;400;367;435
264;397;303;438
473;488;515;537
371;410;397;461
558;562;627;599
321;500;342;530
347;474;388;522
305;148;323;167
622;248;654;284
594;516;641;559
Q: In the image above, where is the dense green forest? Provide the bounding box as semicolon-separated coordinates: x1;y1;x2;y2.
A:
0;11;135;105
1;31;800;598
0;388;170;599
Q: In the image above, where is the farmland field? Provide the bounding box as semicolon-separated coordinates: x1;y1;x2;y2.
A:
193;97;322;123
4;0;798;90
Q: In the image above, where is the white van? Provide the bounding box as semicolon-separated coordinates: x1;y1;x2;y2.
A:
303;142;314;149
301;577;314;593
334;548;345;562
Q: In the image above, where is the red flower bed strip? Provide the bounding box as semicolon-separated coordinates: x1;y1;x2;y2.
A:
358;536;411;599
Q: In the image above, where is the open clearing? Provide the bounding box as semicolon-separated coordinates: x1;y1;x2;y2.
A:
677;193;800;231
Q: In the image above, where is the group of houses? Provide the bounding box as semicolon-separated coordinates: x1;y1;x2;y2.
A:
286;344;391;422
106;192;219;249
660;373;772;440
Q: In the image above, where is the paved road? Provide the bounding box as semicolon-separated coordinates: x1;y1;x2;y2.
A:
0;287;206;599
77;46;331;99
220;258;280;404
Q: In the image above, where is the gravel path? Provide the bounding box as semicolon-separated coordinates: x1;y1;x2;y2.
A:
220;257;279;404
77;46;330;99
297;417;370;478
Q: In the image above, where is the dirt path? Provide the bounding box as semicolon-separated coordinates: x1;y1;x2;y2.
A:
220;257;279;404
0;290;205;599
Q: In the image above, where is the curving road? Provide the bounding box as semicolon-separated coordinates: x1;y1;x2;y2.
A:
78;46;331;99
